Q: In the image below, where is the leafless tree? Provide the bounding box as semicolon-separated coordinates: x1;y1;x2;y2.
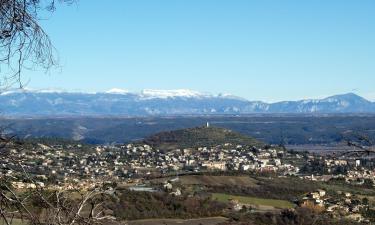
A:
0;143;119;225
1;178;118;225
0;2;122;225
341;132;375;157
0;0;75;88
0;123;119;225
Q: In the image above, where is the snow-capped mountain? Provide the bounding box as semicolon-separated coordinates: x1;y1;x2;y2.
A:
139;89;208;99
105;88;130;94
0;89;374;116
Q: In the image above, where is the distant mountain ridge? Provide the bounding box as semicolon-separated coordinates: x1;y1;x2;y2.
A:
0;89;374;116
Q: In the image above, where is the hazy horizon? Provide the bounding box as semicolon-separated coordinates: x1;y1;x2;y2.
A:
20;0;375;102
2;87;374;104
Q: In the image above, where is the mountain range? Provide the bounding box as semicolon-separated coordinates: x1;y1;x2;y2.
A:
0;89;374;116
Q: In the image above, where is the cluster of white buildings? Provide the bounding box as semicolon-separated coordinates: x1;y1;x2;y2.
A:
0;140;301;189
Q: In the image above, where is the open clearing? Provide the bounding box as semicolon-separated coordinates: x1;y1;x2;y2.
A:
1;219;27;225
128;217;228;225
152;175;259;187
212;193;294;209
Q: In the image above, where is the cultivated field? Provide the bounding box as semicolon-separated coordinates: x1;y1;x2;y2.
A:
212;193;294;209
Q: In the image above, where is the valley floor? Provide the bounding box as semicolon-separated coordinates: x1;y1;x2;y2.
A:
127;217;228;225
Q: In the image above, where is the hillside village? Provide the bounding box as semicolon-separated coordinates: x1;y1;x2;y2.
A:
2;138;299;189
1;126;375;223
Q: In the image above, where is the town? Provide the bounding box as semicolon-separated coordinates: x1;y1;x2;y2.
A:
1;126;375;224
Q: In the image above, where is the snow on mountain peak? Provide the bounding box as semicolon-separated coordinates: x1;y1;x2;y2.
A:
140;89;207;99
0;88;64;95
35;89;66;94
105;88;129;94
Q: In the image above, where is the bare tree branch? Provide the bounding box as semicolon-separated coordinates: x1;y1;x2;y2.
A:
0;0;75;88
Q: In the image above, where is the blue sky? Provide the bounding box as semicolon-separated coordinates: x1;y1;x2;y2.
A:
25;0;375;102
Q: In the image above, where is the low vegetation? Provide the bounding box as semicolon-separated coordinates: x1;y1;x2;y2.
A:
143;126;263;150
212;193;294;209
152;175;259;187
220;207;365;225
208;176;319;202
111;190;227;220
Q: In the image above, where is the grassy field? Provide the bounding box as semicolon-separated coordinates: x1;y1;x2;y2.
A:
212;193;294;209
1;219;27;225
320;182;375;196
128;217;228;225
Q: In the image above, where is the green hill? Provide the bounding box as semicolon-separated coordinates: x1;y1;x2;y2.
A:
142;126;263;150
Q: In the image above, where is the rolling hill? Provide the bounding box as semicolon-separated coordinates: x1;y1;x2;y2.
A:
2;115;375;145
142;126;264;150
